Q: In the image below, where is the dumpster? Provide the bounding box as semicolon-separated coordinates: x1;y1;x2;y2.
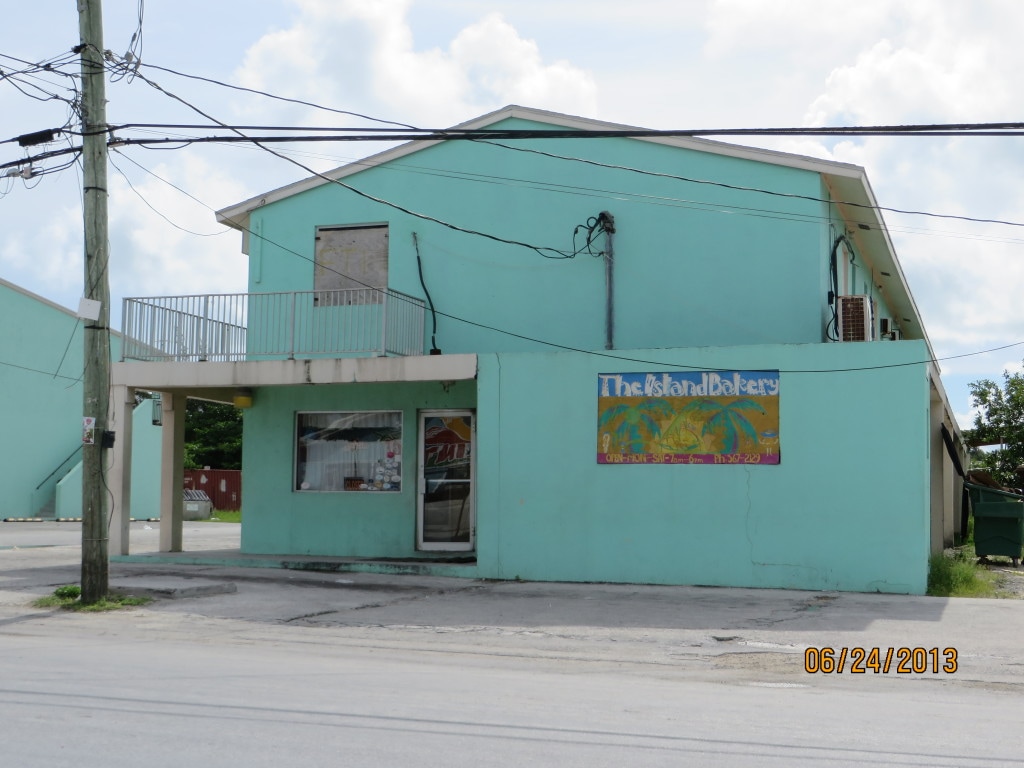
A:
183;489;213;520
965;482;1024;566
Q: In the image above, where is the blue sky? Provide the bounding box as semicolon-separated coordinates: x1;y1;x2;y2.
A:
3;0;1024;427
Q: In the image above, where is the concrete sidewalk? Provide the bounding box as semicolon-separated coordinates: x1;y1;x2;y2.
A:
3;520;1024;688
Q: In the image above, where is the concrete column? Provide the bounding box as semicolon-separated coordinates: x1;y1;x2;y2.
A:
108;385;134;555
929;395;945;555
945;450;956;547
159;392;186;552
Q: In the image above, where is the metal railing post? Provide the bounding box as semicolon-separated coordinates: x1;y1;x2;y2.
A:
120;298;129;360
289;292;297;359
199;294;209;361
379;290;389;356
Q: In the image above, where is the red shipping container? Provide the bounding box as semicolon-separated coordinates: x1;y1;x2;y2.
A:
183;469;242;511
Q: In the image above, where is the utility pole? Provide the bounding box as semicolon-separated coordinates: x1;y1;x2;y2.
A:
78;0;111;604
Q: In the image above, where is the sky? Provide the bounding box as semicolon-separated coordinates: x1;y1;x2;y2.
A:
2;0;1023;429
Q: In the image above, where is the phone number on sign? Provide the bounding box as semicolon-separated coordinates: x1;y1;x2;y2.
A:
804;647;958;674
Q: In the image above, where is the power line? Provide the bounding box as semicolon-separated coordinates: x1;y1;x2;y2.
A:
85;126;1024;230
471;139;1024;231
0;355;83;382
99;126;1024;145
7;59;1024;232
130;60;418;129
107;150;229;237
99;120;1024;139
7;128;1024;248
125;68;587;259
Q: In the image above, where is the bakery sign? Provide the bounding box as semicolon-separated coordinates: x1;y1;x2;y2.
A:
597;371;780;465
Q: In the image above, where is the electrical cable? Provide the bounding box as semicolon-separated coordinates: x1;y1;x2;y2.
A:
75;125;1024;231
472;139;1024;231
102;133;1012;246
0;356;84;382
8;117;1024;239
826;232;855;341
412;232;440;354
123;68;582;259
108;152;229;237
132;61;418;129
110;0;145;83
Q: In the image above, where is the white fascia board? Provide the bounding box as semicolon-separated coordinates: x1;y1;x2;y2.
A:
112;354;478;391
0;276;124;341
1;275;82;320
214;105;870;232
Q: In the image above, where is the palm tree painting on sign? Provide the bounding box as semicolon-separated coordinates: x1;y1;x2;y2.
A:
598;395;779;464
673;397;767;454
598;398;674;454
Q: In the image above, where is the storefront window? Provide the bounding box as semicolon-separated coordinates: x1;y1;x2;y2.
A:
295;411;402;492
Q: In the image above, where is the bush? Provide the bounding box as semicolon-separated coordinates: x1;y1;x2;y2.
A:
927;550;995;598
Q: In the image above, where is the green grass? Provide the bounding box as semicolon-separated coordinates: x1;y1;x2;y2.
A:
205;509;241;523
927;547;998;598
928;516;1002;598
32;584;152;612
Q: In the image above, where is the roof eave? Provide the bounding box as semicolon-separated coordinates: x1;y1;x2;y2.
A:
822;170;935;366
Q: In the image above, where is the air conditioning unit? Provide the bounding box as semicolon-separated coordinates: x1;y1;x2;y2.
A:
837;295;875;342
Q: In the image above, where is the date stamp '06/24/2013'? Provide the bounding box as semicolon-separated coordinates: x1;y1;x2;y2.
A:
804;647;958;674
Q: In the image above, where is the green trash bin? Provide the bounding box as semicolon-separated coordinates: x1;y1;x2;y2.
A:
966;482;1024;565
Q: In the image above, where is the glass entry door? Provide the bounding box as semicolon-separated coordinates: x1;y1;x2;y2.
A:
417;411;474;551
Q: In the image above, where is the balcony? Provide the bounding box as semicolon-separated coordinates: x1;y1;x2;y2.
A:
121;289;426;362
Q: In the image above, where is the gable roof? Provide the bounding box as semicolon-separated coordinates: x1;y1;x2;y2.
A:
215;105;933;361
216;104;876;229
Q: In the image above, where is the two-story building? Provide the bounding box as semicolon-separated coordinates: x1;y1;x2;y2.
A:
110;106;964;593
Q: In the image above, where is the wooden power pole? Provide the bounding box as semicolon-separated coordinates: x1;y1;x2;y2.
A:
78;0;111;603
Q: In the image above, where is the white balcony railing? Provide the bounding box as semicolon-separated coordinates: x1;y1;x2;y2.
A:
121;289;426;362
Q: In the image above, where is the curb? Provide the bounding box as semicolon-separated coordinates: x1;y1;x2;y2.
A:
112;582;239;600
2;517;160;523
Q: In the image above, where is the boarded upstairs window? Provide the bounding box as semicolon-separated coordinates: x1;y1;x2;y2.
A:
314;225;388;304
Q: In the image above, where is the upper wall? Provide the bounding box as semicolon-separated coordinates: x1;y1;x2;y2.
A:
247;117;834;355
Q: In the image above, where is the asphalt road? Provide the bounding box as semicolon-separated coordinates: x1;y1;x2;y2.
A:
1;522;1023;767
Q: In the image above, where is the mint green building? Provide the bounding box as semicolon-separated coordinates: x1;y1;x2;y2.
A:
0;278;161;522
111;106;964;593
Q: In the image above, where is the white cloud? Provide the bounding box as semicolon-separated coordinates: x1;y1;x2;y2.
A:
0;198;81;305
447;13;595;114
234;0;597;128
107;154;249;306
704;0;888;61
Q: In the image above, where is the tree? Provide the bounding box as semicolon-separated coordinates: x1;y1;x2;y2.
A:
184;400;243;470
964;366;1024;486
